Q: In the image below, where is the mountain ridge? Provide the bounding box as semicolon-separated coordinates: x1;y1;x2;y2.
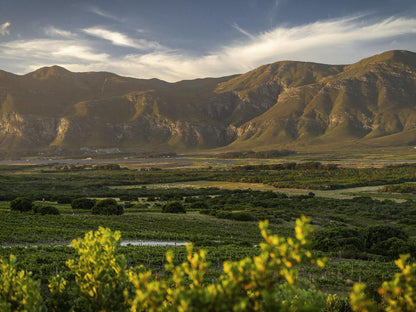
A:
0;50;415;157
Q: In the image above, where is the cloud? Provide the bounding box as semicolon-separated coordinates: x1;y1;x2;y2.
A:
0;15;416;81
83;27;161;50
0;39;109;68
231;23;255;39
0;22;10;35
110;15;416;81
44;26;76;38
86;6;122;22
268;0;281;26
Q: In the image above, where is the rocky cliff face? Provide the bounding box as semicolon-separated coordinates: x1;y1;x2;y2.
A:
0;50;415;156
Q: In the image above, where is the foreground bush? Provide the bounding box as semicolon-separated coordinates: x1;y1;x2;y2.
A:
1;217;415;311
0;255;45;311
350;254;416;312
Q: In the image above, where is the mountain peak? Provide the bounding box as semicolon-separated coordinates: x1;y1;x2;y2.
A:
356;50;416;66
28;65;72;79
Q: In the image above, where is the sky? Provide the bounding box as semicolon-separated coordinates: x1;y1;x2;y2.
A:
0;0;416;82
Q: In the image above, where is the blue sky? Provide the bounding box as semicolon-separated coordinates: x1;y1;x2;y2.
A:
0;0;415;81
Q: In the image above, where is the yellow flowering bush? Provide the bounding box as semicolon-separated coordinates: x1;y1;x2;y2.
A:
350;254;416;312
0;255;46;312
56;227;130;311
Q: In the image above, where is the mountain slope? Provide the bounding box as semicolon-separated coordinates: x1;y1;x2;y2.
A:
229;50;416;151
0;50;415;156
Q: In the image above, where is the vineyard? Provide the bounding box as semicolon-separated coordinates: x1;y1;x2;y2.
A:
0;162;415;310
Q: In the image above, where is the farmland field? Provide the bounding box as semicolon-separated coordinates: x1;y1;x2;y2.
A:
0;157;415;307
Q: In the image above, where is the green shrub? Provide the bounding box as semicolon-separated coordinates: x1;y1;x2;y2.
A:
36;205;60;216
119;195;137;202
231;212;255;221
55;195;73;204
123;201;134;208
162;201;186;213
65;227;129;311
312;228;364;252
350;254;416;311
189;201;209;209
0;255;45;311
325;294;352;311
71;198;96;210
92;198;124;215
10;197;33;212
364;225;409;258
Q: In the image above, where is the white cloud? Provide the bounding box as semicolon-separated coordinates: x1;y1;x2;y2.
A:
0;15;416;81
231;23;255;39
107;15;416;81
0;39;109;68
86;6;122;22
83;27;161;50
0;22;10;35
268;0;281;26
44;26;76;38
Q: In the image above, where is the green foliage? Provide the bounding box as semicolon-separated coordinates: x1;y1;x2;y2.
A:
162;201;186;213
64;227;129;311
48;274;71;312
325;294;352;312
2;217;416;311
382;183;416;194
1;217;328;311
313;228;364;253
0;255;46;311
71;198;95;210
125;216;327;311
313;225;415;260
123;201;134;208
378;254;416;311
3;162;416;202
92;198;124;215
221;163;416;190
188;201;208;209
10;197;33;212
364;225;412;259
350;254;416;311
34;205;60;215
55;195;73;204
2;163;416;310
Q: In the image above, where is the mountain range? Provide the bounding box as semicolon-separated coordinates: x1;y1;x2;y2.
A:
0;50;415;157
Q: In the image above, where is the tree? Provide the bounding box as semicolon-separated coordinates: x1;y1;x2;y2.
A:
55;195;73;204
35;205;60;216
10;197;32;212
162;201;186;213
92;199;124;215
71;198;95;210
364;225;408;256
